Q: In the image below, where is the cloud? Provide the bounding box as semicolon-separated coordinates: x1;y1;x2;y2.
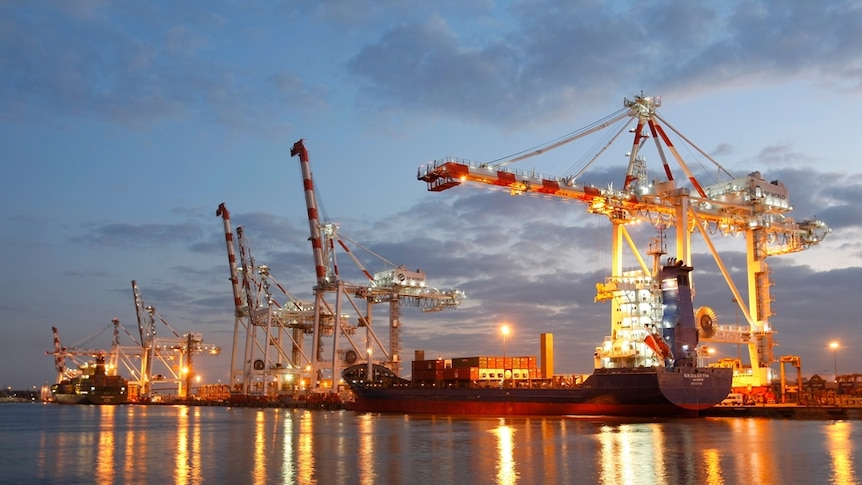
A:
758;168;861;229
0;2;321;136
79;221;204;248
348;1;862;125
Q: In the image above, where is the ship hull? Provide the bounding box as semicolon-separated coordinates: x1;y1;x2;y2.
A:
51;376;128;405
52;392;127;405
345;366;732;417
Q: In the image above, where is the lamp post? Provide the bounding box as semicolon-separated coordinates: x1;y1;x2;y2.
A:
501;325;510;358
830;341;839;382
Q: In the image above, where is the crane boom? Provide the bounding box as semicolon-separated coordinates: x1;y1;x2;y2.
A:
289;139;465;381
290;140;331;287
417;93;829;388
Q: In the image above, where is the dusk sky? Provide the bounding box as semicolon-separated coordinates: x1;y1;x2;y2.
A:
2;1;860;389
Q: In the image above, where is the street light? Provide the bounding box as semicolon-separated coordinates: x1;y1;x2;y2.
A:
830;341;839;382
501;325;510;358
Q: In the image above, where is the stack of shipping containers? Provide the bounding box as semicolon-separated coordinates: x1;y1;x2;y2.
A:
411;356;539;383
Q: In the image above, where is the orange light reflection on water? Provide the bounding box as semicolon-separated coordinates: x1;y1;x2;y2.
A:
297;411;314;483
123;407;139;480
281;411;295;481
726;418;777;484
95;406;115;485
648;422;669;482
598;424;636;485
826;421;858;485
540;419;563;478
702;448;723;485
174;407;202;485
253;410;266;485
493;419;517;485
358;413;377;483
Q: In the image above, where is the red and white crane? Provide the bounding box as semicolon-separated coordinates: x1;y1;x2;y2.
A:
417;93;829;388
46;324;119;383
216;202;318;395
290;139;464;388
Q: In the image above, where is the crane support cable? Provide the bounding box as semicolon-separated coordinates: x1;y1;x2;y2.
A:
491;107;632;168
653;112;735;179
69;322;114;349
566;116;635;181
266;273;309;310
338;233;398;268
154;312;182;338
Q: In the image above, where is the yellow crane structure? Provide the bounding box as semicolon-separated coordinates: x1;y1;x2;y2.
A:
417;93;829;389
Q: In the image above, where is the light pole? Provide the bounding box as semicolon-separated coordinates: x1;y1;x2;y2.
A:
501;325;510;358
830;341;839;382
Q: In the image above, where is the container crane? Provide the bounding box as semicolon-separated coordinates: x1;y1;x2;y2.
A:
216;202;318;396
417;93;829;389
46;324;122;383
290;140;464;388
131;281;220;399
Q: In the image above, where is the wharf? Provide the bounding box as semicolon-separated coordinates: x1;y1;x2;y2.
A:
703;404;862;420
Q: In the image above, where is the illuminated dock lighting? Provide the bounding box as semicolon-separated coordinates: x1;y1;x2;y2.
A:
830;341;840;382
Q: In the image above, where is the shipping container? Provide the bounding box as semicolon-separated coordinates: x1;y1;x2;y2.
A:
452;357;481;368
412;369;445;382
442;367;480;381
412;359;446;371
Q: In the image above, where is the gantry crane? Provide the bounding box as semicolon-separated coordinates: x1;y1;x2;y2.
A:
48;311;218;400
289;140;464;389
417;93;829;388
131;280;220;399
46;324;123;383
217;202;319;395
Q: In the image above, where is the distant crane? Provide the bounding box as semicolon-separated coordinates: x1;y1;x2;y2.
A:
216;202;317;396
417;93;829;389
47;304;219;400
46;324;122;383
130;280;220;399
290;140;464;388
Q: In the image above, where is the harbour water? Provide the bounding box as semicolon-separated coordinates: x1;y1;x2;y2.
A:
0;403;859;484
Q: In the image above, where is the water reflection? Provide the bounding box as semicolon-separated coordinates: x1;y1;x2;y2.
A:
724;418;779;483
173;407;202;484
493;419;517;484
598;424;652;485
18;406;862;484
702;448;723;485
358;413;376;483
826;421;858;485
95;405;115;485
253;410;265;484
297;410;314;483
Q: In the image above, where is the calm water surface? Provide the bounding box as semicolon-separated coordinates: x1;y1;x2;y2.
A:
0;403;859;484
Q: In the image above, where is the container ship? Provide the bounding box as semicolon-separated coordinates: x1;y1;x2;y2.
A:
343;260;733;417
51;354;129;405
